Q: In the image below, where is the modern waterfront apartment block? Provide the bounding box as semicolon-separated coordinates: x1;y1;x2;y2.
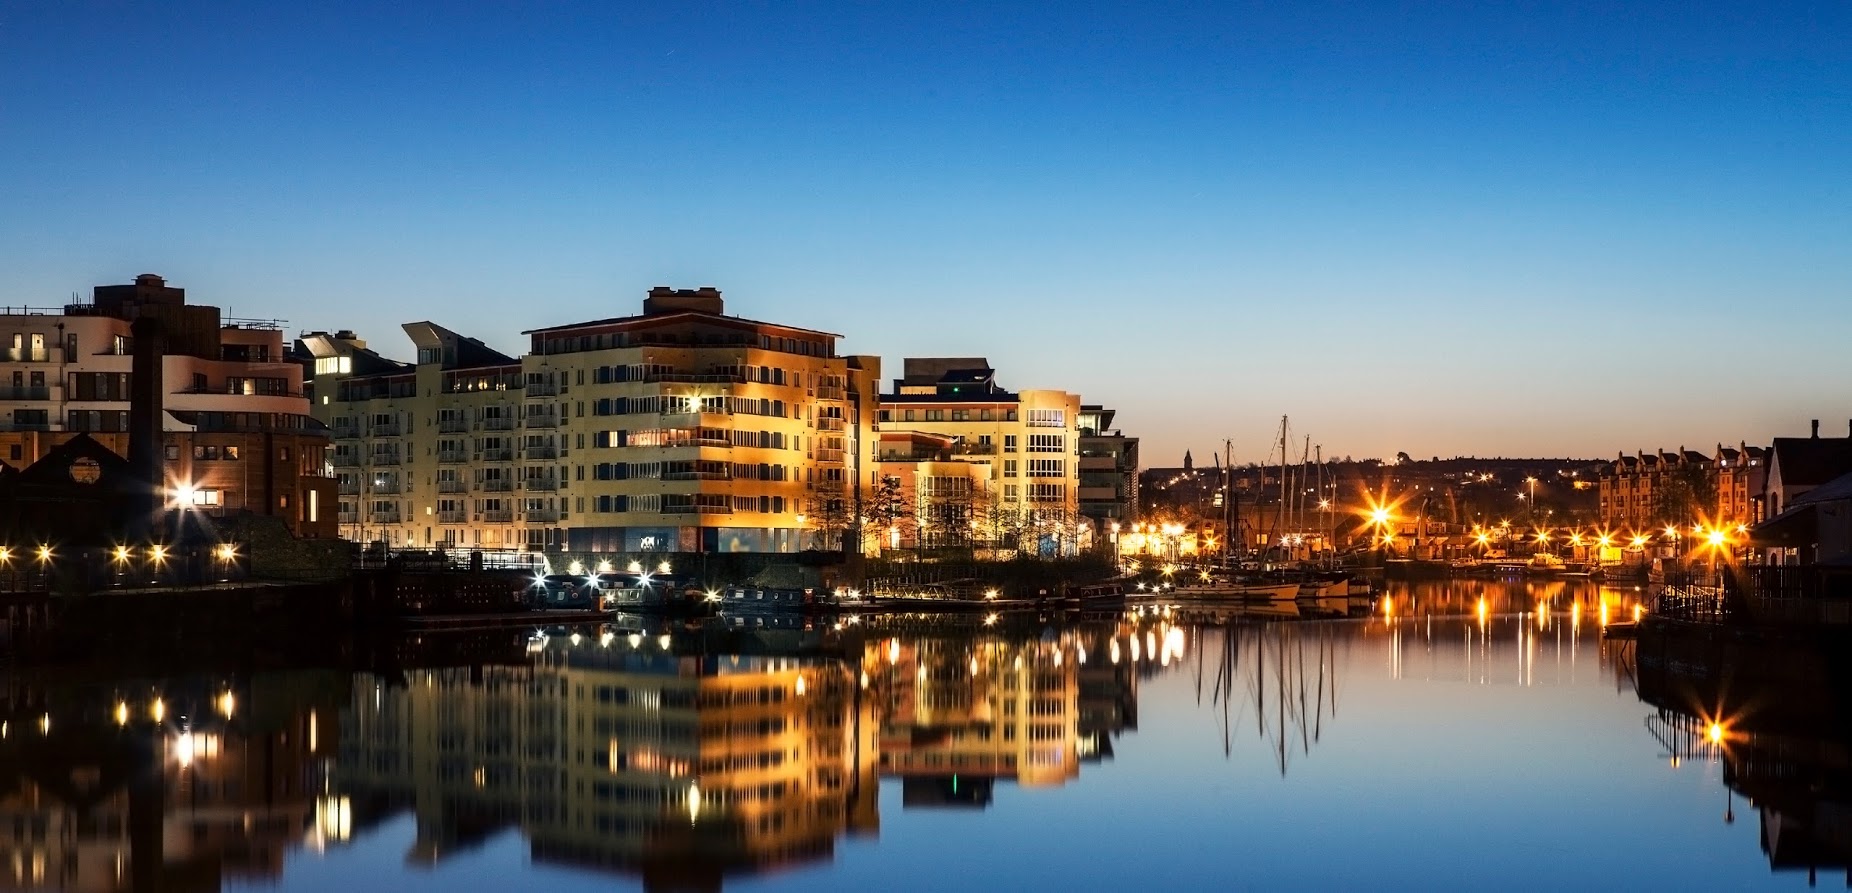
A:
876;359;1086;555
0;274;336;537
304;287;881;554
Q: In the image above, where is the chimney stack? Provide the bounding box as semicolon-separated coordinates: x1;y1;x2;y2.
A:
1812;419;1821;439
125;316;167;539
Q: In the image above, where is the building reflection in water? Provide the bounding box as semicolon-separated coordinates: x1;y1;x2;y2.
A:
0;671;342;892
1631;619;1852;884
328;620;1143;890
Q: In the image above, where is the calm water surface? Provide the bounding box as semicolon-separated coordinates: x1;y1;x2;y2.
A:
5;580;1840;891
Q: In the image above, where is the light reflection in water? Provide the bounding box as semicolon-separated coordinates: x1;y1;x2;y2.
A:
2;578;1839;892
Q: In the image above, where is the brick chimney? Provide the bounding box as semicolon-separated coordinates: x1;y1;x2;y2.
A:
125;316;167;538
1812;419;1821;439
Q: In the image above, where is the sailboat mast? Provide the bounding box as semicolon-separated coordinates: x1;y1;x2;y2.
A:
1223;437;1236;564
1277;415;1287;556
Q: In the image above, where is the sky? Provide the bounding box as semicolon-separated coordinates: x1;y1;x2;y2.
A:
2;1;1848;465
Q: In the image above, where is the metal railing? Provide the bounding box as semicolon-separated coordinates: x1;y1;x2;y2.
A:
369;423;402;436
525;509;561;523
480;509;515;523
438;450;469;464
662;504;732;514
332;425;360;439
437;511;467;524
481;479;515;492
332;455;362;467
645;372;747;384
368;453;401;466
1;347;54;363
0;386;51;401
439;418;470;433
663;470;732;481
523;478;558;491
481;417;516;431
438;479;469;494
525;445;558;460
525;382;559;397
524;414;558;429
479;448;514;462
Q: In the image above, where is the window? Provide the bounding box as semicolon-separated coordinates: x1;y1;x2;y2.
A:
925;409;944;421
1004;460;1018;478
1004;435;1018;453
1027;409;1063;427
904;410;916;421
1028;434;1063;453
1028;458;1064;477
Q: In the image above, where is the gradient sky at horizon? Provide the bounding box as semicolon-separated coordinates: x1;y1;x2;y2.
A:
3;1;1848;465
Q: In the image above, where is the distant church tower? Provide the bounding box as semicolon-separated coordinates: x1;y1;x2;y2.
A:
1184;450;1193;471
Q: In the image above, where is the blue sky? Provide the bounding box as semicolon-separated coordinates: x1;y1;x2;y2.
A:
3;1;1848;464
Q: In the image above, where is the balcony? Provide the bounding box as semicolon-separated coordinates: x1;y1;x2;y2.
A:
815;386;845;400
644;371;747;385
663;470;732;481
525;445;559;460
437;510;468;524
522;478;558;492
369;423;402;437
369;511;403;525
337;511;360;525
439;418;470;433
524;414;558;429
950;443;994;457
661;504;732;515
480;448;514;462
0;386;51;401
438;480;469;494
481;479;515;492
480;509;515;523
815;448;845;464
481;417;516;431
370;481;403;495
438;450;469;464
332;455;362;468
368;453;402;467
526;508;561;523
816;416;846;432
525;382;558;397
337;482;361;496
2;347;53;363
332;425;360;439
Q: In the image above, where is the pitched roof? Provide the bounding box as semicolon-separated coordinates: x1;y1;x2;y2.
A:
1770;437;1852;488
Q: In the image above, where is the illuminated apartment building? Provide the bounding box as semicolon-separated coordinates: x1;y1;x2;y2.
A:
876;358;1084;555
522;287;881;554
300;324;526;548
305;287;882;554
0;274;335;537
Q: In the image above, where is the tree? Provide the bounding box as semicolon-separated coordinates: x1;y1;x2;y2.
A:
866;475;913;552
1653;463;1715;528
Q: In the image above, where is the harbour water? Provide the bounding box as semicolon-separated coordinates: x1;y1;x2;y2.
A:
3;579;1837;891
